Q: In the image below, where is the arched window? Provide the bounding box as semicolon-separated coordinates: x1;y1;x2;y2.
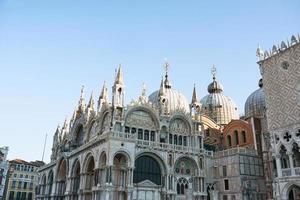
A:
75;125;84;146
179;136;182;145
174;135;178;145
177;178;188;195
234;130;239;145
144;130;149;140
241;131;246;143
133;156;162;185
280;145;289;169
227;135;232;147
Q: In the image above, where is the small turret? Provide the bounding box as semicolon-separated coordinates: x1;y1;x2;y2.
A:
112;65;125;108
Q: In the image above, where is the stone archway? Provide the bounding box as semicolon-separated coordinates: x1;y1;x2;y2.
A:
83;155;95;200
56;159;67;199
70;159;80;200
288;185;300;200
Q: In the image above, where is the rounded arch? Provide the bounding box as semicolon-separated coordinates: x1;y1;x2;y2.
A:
86;119;97;142
135;151;167;174
282;182;300;199
40;173;47;185
74;124;84;146
47;170;54;195
169;114;192;135
47;170;54;184
82;152;95;173
125;106;160;130
112;150;132;167
40;174;47;195
98;150;107;168
57;158;68;181
174;156;198;175
99;110;111;134
71;159;81;176
133;152;166;185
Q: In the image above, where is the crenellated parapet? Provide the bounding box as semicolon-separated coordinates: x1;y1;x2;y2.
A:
256;34;300;62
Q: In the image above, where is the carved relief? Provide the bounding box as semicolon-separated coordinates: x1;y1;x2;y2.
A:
170;118;188;134
126;110;156;130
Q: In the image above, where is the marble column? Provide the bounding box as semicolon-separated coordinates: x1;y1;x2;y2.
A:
288;152;295;175
275;155;282;177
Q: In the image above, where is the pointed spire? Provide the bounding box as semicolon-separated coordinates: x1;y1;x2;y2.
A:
87;91;94;109
98;81;109;110
100;81;108;101
159;76;165;96
62;117;68;130
78;85;86;110
115;64;124;85
191;84;199;104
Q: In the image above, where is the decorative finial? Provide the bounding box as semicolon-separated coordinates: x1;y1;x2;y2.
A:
141;82;146;96
163;58;172;88
211;65;217;80
80;85;84;98
78;85;85;109
164;58;169;76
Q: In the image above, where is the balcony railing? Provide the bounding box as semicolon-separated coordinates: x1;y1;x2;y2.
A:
282;168;292;177
295;167;300;175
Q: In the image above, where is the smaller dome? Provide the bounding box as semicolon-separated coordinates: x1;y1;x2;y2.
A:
207;79;224;93
245;79;266;119
201;78;239;125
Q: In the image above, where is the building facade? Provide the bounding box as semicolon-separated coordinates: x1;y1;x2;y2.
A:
256;34;300;200
5;159;44;200
0;146;9;200
36;34;300;200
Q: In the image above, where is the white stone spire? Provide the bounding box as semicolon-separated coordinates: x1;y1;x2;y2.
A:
77;85;86;113
98;81;109;111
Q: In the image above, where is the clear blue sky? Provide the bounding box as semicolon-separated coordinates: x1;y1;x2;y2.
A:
0;0;299;163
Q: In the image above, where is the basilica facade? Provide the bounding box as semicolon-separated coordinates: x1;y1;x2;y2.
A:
36;34;300;200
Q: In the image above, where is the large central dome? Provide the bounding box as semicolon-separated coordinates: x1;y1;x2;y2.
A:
149;88;190;113
148;66;190;113
200;73;239;125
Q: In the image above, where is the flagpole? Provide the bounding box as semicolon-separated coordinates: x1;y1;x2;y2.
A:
42;133;47;162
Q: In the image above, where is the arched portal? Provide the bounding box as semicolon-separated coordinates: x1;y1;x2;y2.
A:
292;143;300;167
288;185;300;200
47;170;54;196
71;160;80;200
280;145;289;169
40;174;46;195
113;153;129;200
133;155;162;185
57;159;67;199
84;155;95;200
97;152;107;186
